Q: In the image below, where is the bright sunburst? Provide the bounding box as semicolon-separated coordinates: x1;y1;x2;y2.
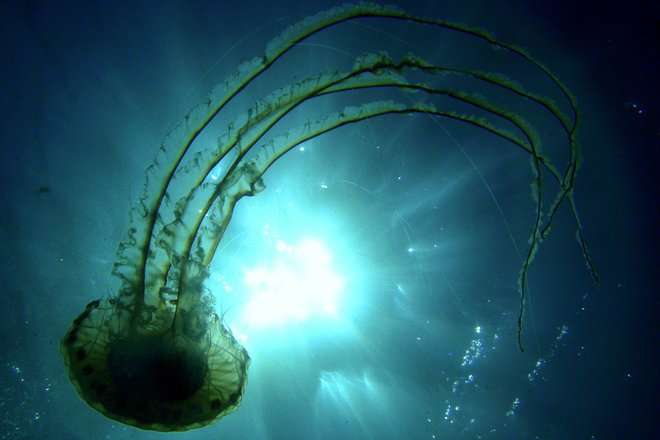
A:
240;237;344;328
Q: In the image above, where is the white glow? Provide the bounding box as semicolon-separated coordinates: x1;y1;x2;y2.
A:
241;238;344;327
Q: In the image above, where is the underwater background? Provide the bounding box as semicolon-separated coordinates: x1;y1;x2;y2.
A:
0;0;657;439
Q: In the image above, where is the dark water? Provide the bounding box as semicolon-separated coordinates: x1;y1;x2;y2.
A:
0;1;656;439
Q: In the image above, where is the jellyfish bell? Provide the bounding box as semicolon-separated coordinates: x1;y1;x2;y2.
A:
61;3;597;432
61;261;250;431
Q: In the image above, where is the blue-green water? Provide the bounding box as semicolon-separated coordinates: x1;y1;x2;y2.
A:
0;1;656;438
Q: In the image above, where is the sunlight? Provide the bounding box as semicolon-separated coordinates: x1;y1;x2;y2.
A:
240;237;344;327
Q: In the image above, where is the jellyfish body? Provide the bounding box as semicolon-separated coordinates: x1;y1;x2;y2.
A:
61;262;250;431
61;3;597;432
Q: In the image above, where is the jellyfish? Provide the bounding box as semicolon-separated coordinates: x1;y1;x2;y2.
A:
61;3;598;432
